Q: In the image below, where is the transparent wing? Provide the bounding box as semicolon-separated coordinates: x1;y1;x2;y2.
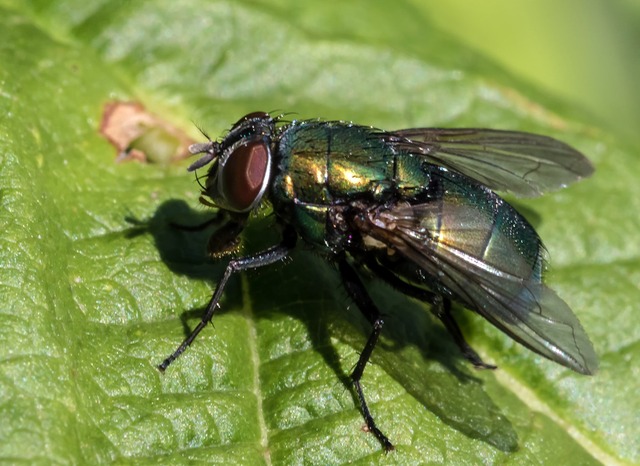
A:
382;128;594;197
360;200;598;374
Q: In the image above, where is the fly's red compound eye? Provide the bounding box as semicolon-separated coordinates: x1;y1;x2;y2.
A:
220;139;270;212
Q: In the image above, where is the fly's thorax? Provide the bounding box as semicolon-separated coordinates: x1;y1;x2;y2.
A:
272;121;397;207
269;121;397;253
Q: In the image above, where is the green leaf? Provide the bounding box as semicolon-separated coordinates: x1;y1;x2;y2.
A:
0;1;637;465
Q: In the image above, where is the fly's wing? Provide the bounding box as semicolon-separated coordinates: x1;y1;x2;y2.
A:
359;198;598;374
382;128;594;197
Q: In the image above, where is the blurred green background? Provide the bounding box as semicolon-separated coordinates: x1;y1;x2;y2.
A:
422;0;639;143
412;0;640;143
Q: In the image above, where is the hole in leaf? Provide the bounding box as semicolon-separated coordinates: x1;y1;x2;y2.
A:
100;101;195;165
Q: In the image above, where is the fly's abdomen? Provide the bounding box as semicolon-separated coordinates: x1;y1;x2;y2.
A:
427;170;544;284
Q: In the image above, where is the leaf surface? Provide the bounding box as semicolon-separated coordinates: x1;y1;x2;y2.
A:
0;1;637;464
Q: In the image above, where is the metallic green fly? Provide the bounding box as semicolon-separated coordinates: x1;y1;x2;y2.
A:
158;112;597;451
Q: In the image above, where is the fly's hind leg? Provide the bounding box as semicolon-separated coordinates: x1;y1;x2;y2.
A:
431;296;496;370
338;257;395;452
364;257;495;370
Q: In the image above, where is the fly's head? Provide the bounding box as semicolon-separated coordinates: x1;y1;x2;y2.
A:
188;112;275;213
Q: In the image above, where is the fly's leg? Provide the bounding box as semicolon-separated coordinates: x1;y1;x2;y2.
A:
430;296;496;370
365;257;495;370
158;226;297;371
338;258;395;452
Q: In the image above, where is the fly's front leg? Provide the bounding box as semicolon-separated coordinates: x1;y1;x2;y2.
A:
158;225;297;372
338;257;394;452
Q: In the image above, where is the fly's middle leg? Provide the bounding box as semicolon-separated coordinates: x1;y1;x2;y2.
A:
338;257;395;452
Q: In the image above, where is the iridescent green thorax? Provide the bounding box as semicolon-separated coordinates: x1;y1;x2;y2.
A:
271;121;436;250
272;121;392;202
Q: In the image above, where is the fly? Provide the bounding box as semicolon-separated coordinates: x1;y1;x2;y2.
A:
157;111;597;451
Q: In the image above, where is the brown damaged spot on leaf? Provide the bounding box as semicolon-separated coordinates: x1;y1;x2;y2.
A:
100;101;195;165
